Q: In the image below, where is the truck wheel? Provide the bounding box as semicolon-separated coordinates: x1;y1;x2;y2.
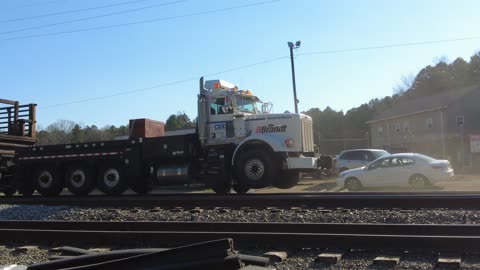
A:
212;178;232;195
235;150;276;189
34;168;63;196
274;170;300;189
65;166;94;196
3;187;16;197
233;184;250;194
97;164;128;195
130;180;152;194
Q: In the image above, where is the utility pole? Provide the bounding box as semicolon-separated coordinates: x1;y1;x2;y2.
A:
288;41;301;113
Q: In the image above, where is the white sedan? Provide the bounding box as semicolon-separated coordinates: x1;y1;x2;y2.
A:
336;153;454;191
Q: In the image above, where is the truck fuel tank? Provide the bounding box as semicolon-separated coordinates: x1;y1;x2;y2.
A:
155;165;191;184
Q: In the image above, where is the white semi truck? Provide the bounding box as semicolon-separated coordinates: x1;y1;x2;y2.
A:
0;78;319;196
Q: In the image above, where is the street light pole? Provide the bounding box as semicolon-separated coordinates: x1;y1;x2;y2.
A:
288;41;301;113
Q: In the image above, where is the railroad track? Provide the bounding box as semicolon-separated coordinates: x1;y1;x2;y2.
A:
3;192;480;209
2;220;480;251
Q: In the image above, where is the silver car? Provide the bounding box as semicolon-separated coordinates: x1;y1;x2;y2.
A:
337;153;454;191
335;149;390;173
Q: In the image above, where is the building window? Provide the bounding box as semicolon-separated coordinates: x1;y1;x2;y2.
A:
395;123;401;133
377;127;383;136
426;118;433;129
403;122;409;132
456;116;464;127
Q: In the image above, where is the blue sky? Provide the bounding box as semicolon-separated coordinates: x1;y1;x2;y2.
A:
1;0;479;128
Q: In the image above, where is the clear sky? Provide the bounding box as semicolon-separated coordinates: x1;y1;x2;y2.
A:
1;0;479;129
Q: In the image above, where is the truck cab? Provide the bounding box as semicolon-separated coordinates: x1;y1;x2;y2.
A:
197;78;318;193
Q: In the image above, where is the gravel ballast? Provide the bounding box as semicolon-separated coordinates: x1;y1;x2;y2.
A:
3;204;480;268
1;204;480;224
3;246;480;270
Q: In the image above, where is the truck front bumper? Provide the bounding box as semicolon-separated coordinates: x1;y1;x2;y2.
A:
286;156;318;170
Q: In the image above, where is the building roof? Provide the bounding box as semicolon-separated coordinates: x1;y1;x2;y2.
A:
367;84;480;123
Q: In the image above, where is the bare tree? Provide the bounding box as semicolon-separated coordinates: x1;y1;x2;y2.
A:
393;73;415;94
433;55;450;65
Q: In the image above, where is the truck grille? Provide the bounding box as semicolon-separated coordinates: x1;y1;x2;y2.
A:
301;117;314;153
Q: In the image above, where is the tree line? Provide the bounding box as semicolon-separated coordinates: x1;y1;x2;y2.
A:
36;52;480;147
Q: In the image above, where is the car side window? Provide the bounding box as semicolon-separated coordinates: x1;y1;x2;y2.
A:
351;151;363;160
341;151;355;160
399;157;415;166
390;158;403;167
379;158;391;167
365;151;376;161
370;158;390;169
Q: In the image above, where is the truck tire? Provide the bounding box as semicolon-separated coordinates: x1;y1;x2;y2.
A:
65;166;95;196
233;184;250;194
2;187;16;197
212;178;232;195
274;170;300;189
33;168;63;196
235;150;276;189
97;164;128;195
129;165;154;194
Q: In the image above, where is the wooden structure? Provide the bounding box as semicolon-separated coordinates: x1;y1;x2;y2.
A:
0;99;36;152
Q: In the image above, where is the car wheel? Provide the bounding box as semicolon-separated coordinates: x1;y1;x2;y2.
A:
345;177;362;191
409;174;429;188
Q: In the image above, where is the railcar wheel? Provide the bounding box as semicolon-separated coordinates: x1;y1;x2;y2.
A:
34;168;63;196
65;166;95;196
97;164;128;195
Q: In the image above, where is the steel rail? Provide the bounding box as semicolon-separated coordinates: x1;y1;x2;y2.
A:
2;220;480;236
1;220;480;250
3;192;480;209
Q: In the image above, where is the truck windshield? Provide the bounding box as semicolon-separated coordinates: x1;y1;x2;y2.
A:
236;96;259;114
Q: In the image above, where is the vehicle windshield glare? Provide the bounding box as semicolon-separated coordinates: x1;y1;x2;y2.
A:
373;150;390;159
236;95;259;114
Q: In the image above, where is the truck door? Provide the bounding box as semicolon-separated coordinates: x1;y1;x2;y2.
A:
208;96;234;143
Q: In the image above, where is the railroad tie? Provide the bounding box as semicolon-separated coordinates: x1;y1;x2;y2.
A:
437;255;462;269
315;252;344;264
262;251;288;263
373;255;401;266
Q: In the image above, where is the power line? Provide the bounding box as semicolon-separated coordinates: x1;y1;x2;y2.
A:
5;0;69;10
2;0;280;41
0;0;158;23
298;36;480;56
41;56;289;109
0;0;186;35
39;34;480;109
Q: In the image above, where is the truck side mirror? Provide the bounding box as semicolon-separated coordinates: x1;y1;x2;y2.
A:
261;103;273;114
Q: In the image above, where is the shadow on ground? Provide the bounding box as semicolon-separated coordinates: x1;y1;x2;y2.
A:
303;181;338;192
